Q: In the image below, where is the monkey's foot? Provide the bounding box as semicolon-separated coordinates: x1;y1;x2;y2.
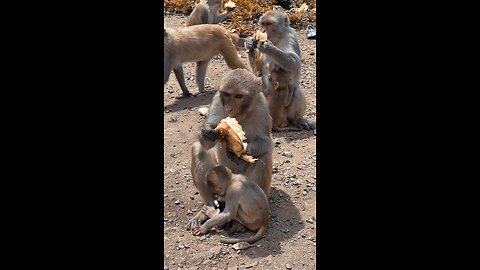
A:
175;92;195;99
301;118;316;130
186;212;208;230
191;88;207;96
192;226;207;236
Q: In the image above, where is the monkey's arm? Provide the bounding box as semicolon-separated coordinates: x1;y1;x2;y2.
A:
246;134;271;157
212;10;232;23
192;196;239;235
198;94;225;149
258;41;300;74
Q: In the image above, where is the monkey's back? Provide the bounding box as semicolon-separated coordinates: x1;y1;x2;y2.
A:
165;25;232;64
235;178;269;230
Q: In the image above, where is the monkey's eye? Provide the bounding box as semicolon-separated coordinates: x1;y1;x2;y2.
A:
223;92;231;97
234;95;242;99
261;22;273;26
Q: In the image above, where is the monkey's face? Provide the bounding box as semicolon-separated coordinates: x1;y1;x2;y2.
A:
259;12;286;39
220;89;250;118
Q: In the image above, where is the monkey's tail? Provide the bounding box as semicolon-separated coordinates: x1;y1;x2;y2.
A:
219;225;266;244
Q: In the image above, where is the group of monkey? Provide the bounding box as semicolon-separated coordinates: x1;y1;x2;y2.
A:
164;0;316;244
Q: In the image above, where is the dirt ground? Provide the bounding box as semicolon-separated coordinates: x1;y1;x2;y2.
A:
163;14;317;270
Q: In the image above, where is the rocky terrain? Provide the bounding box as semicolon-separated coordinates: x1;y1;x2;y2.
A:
163;14;317;270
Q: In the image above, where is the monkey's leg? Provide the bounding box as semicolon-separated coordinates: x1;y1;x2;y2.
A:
195;60;209;94
187;141;218;230
228;220;247;233
164;65;172;85
245;157;272;196
173;66;193;99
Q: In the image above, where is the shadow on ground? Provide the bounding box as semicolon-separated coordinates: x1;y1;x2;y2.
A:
271;129;316;141
164;90;216;114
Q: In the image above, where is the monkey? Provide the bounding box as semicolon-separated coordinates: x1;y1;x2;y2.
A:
186;0;246;70
267;67;302;132
187;68;273;231
191;165;269;244
245;10;316;130
186;0;234;27
164;24;247;99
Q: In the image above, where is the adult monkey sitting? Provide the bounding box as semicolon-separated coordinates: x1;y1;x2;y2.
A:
187;68;273;231
246;10;316;131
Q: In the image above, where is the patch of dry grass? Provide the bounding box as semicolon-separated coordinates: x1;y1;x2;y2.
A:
164;0;316;37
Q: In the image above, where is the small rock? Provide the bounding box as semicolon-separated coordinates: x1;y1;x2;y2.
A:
285;263;293;269
306;219;314;224
232;241;251;250
274;138;282;145
245;261;258;268
198;107;209;116
174;200;180;205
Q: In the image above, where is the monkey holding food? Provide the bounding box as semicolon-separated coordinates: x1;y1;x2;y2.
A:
245;10;316;131
187;69;273;231
187;0;236;26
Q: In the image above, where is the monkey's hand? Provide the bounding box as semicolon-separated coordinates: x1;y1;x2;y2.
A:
192;226;208;236
201;123;221;141
244;37;257;51
201;205;220;219
226;149;243;165
257;39;275;53
186;211;208;230
245;137;269;157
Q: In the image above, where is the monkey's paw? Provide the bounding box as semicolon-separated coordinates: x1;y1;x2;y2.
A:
257;40;274;53
201;205;220;218
302;118;316;130
244;37;256;51
201;124;221;141
192;226;208;236
175;92;195;99
186;212;208;230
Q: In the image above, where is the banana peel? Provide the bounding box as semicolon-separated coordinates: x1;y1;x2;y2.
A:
214;117;258;163
251;30;268;75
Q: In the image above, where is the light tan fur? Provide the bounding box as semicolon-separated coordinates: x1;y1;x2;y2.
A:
187;69;273;231
164;25;247;98
191;165;269;244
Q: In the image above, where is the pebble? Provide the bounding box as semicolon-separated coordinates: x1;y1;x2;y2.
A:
174;200;180;205
232;242;250;250
285;264;293;269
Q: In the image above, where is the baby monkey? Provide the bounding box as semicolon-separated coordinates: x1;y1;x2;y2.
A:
191;165;269;244
267;67;302;132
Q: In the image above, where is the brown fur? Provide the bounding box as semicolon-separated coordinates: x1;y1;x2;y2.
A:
267;67;301;132
191;165;269;244
164;24;247;98
248;10;315;130
187;69;273;231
